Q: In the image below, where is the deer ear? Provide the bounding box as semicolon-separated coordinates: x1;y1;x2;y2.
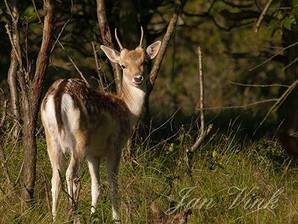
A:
100;45;120;63
146;41;161;59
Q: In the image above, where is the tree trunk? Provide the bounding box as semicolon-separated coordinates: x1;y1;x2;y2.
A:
19;0;55;206
96;0;122;94
278;0;298;156
20;92;37;205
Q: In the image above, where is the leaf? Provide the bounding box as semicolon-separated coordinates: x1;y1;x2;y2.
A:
268;18;280;35
212;150;218;158
282;16;296;30
168;143;175;152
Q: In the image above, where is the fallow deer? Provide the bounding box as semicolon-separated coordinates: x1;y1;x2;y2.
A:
40;27;161;222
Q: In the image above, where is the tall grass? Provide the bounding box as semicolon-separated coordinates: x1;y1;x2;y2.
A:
0;126;297;223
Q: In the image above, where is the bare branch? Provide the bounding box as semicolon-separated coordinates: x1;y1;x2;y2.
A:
254;0;273;32
56;40;89;85
254;80;298;135
5;25;22;67
50;18;71;53
187;47;213;173
283;57;298;71
58;170;82;213
249;42;298;71
229;81;289;88
150;0;187;85
189;47;213;153
58;170;77;208
14;160;24;186
197;47;204;133
32;0;55;97
203;98;278;110
92;41;105;91
31;0;42;23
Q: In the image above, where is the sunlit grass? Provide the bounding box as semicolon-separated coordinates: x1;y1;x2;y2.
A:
0;128;297;223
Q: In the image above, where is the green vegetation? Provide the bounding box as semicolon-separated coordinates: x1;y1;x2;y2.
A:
1;0;298;223
1;126;297;223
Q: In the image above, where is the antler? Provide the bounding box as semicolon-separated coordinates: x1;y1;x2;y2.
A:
115;26;143;49
138;26;144;48
115;28;123;50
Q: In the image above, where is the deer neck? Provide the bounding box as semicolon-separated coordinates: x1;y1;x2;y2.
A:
120;80;146;123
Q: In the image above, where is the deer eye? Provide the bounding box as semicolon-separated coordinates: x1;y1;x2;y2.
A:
120;64;126;69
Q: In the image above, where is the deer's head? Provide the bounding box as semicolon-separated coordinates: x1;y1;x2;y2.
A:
100;27;161;90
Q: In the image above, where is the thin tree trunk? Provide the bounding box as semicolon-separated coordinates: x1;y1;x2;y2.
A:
7;49;19;138
20;92;36;204
96;0;121;94
6;0;20;138
20;0;55;206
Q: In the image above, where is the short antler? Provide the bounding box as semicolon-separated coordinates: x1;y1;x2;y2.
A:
138;26;144;48
115;28;123;50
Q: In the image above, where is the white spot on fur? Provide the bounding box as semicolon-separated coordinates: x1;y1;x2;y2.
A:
122;75;146;117
42;95;58;134
60;94;81;153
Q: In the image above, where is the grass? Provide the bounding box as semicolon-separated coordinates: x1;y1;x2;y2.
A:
0;126;298;223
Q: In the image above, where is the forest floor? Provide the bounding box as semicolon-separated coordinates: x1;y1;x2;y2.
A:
0;124;298;224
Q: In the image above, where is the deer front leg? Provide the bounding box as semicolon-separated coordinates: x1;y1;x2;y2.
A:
107;152;121;223
87;156;100;214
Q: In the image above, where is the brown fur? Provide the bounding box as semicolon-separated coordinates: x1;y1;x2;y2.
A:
42;78;132;139
41;37;161;221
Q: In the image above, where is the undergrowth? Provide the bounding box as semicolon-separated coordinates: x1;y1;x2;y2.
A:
0;127;297;224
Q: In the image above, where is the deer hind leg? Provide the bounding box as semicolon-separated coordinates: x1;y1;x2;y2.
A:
45;131;62;221
65;132;86;210
66;154;79;209
86;155;100;214
107;150;121;223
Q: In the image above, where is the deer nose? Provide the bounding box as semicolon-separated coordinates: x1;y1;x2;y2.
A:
133;75;144;83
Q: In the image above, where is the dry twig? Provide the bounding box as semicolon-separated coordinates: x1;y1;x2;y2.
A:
92;41;106;91
254;0;273;32
56;40;89;86
186;47;213;173
229;81;289;88
58;170;81;212
249;42;298;71
254;80;298;135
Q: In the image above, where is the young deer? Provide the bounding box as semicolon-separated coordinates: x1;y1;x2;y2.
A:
41;27;161;222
